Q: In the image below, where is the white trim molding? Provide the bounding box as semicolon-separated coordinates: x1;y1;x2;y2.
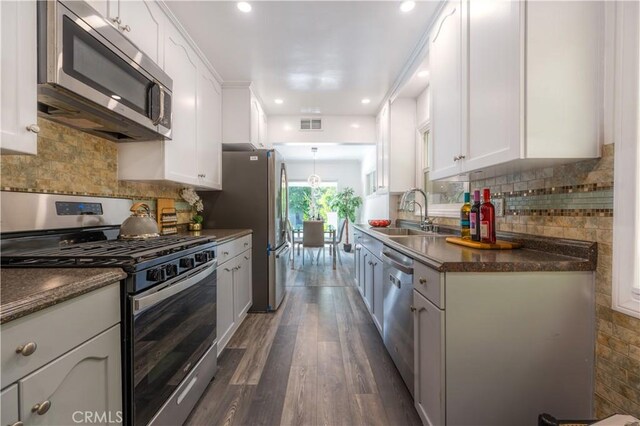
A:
612;0;640;319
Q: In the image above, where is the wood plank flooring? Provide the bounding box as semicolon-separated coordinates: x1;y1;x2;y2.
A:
186;252;421;426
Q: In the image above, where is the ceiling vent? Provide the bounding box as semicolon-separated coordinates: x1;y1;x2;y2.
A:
300;118;322;131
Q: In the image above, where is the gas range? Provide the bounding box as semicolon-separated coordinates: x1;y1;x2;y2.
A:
2;234;216;293
1;192;219;426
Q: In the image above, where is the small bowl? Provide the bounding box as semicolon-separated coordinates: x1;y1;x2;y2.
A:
368;219;391;228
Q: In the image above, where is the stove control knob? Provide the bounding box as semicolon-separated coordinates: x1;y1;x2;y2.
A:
180;258;195;269
164;264;178;278
147;268;164;282
195;252;208;263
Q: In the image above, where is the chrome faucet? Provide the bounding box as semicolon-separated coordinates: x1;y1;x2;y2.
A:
400;188;434;231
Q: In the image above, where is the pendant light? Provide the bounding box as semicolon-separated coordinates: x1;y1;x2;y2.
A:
307;147;321;188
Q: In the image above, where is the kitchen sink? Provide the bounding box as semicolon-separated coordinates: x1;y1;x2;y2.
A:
372;227;433;236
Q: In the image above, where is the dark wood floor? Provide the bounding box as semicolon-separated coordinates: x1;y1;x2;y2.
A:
186;251;421;426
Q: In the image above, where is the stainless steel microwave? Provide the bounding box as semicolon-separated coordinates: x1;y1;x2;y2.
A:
37;0;172;142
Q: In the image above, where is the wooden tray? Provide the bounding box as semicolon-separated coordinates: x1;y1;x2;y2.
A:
445;236;521;250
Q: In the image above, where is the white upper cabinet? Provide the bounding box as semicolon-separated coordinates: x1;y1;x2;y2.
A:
430;0;603;180
389;98;417;193
429;0;464;179
375;102;390;192
464;0;521;173
117;6;222;190
222;85;268;148
115;0;165;64
1;0;38;155
197;60;223;189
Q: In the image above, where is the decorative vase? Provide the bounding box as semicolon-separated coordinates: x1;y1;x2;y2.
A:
343;243;352;253
188;223;202;231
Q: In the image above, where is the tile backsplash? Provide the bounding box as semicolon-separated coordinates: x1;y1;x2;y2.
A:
0;118;194;224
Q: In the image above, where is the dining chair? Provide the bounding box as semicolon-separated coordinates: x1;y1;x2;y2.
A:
302;220;325;265
325;219;347;265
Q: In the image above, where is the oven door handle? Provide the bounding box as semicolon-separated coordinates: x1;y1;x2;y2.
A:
134;260;216;314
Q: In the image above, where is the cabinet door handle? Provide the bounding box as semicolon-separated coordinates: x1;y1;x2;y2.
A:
16;342;37;356
224;268;231;272
112;16;122;25
419;277;427;285
223;251;229;256
458;155;466;160
32;400;51;415
26;124;40;134
237;265;242;270
10;421;24;426
244;256;249;260
410;305;417;312
120;24;131;32
244;242;249;247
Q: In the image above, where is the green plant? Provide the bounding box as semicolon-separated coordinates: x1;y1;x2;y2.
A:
192;214;204;224
329;187;362;244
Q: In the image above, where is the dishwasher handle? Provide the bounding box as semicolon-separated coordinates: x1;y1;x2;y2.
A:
382;251;414;275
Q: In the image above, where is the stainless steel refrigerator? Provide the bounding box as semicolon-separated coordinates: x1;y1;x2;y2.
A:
201;149;289;311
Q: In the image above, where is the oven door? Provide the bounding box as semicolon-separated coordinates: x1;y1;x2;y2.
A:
42;1;172;135
130;260;216;426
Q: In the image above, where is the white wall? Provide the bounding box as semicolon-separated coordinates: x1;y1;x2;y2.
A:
268;115;376;144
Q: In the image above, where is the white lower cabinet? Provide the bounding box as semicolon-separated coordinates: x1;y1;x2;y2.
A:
19;326;122;426
234;251;252;322
363;249;374;313
1;384;19;426
413;290;445;426
1;283;122;426
358;244;384;336
217;264;235;354
216;235;253;354
412;267;595;425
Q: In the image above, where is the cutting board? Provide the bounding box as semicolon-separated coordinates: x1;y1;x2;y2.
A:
446;237;522;250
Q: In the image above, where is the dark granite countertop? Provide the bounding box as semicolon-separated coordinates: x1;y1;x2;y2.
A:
354;224;596;272
181;228;252;244
1;268;126;324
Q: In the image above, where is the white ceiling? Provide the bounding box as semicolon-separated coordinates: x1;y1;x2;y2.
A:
165;1;441;115
274;143;375;161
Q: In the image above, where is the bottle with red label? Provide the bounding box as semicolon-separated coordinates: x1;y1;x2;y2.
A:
470;190;481;242
479;188;496;244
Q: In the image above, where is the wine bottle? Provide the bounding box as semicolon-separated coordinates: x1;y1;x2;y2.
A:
460;192;471;239
480;188;496;244
470;190;481;242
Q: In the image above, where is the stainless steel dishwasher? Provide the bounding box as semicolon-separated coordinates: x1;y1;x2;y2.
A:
382;246;415;397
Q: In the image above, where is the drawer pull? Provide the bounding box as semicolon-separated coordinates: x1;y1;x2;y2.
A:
244;242;249;247
11;422;24;426
223;251;229;256
419;278;427;285
244;256;250;260
16;342;37;356
32;400;51;415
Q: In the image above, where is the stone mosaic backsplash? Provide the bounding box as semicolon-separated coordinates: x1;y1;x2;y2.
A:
0;118;195;224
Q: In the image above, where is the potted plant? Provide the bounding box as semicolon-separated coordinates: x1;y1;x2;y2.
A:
180;188;204;231
329;187;362;252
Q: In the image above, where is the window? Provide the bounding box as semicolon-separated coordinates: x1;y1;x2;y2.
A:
288;181;337;229
612;1;640;318
416;123;468;217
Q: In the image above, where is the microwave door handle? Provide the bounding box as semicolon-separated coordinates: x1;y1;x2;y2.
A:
158;86;165;125
134;261;216;313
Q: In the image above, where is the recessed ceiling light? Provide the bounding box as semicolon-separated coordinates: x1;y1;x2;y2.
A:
417;70;429;78
351;123;360;129
361;98;371;104
400;1;416;13
111;95;121;100
237;2;252;13
274;99;283;104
